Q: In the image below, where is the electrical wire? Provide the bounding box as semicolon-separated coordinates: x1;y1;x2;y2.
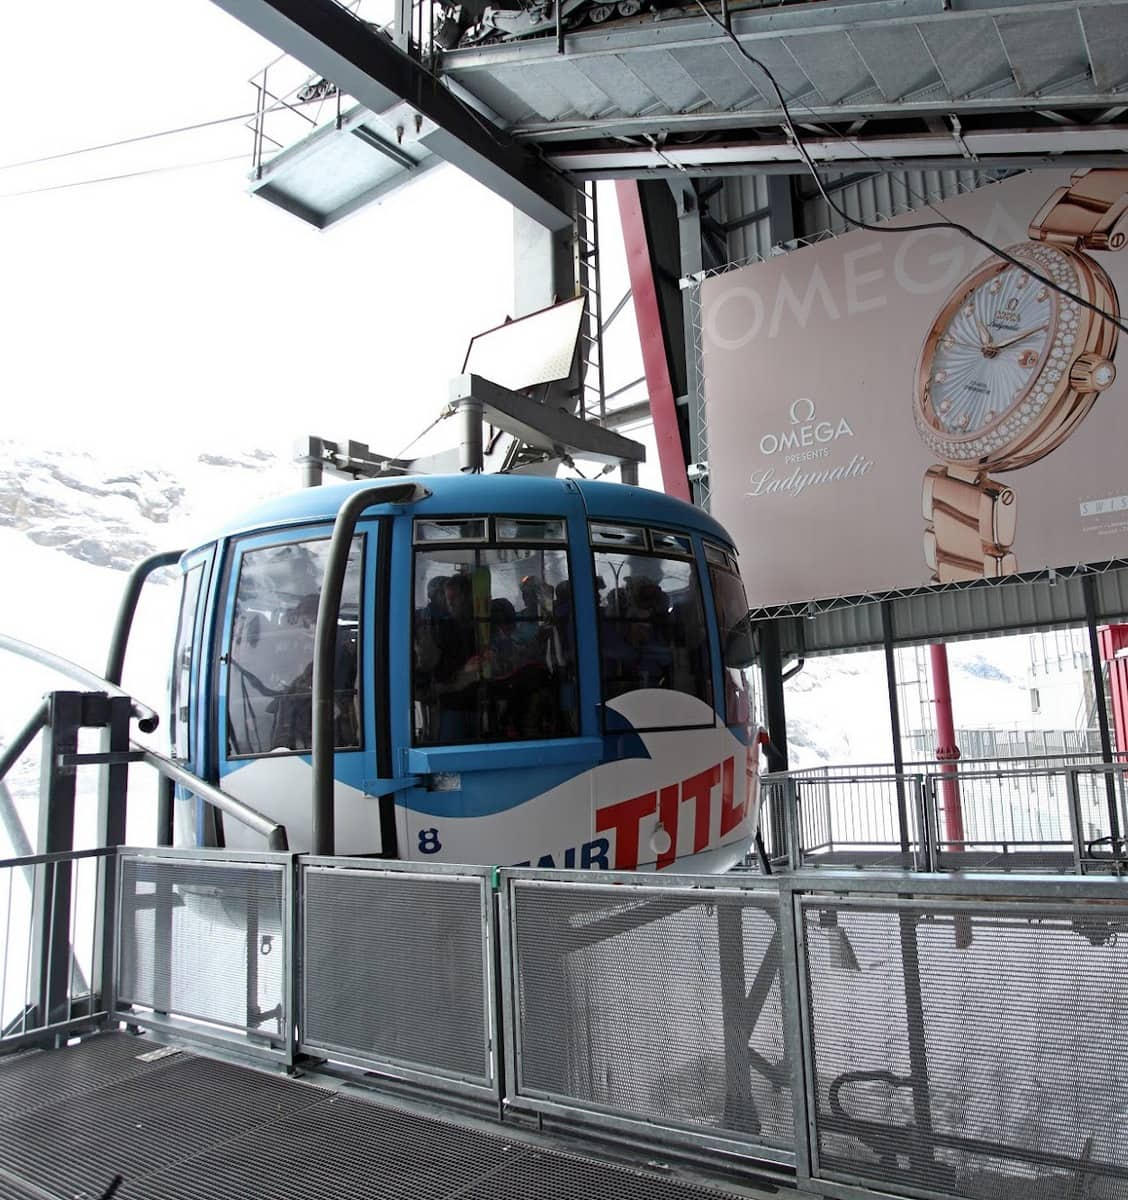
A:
0;112;264;174
0;154;248;201
392;412;450;462
694;0;1128;337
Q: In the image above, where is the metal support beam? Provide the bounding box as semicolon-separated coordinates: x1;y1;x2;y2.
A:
757;623;788;773
34;693;83;1028
1083;574;1120;850
208;0;574;230
97;696;132;851
513;205;578;318
882;601;910;854
616;180;691;501
766;174;797;247
670;177;709;510
448;374;645;465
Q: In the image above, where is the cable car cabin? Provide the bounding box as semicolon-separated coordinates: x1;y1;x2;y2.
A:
171;474;761;872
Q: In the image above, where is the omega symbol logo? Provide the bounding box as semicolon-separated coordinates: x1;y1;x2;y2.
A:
789;397;816;424
759;398;854;456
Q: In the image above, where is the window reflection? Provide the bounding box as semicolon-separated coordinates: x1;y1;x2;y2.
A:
171;563;204;761
413;543;579;745
709;562;755;727
593;549;712;714
226;538;362;756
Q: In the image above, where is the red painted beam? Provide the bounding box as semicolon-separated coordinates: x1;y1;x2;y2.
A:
615;180;691;502
929;642;965;846
1099;625;1128;756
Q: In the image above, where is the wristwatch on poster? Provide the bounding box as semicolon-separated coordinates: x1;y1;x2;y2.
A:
914;169;1127;584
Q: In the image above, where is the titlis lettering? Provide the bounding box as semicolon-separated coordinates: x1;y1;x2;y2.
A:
758;397;855;457
747;398;873;499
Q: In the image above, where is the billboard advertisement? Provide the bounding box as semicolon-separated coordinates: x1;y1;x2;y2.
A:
700;169;1128;610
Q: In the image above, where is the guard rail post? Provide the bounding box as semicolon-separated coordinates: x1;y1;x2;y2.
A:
785;776;802;871
34;693;83;1028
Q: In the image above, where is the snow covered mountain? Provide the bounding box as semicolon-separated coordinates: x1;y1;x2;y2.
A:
0;438;298;849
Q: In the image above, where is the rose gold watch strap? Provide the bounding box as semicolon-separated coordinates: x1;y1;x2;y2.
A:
1029;168;1128;252
923;466;1018;583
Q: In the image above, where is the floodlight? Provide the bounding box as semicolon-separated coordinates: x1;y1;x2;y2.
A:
462;296;586;393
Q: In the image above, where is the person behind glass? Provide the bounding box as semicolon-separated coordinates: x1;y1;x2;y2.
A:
489;596;558;737
432;573;480;741
626;576;673;688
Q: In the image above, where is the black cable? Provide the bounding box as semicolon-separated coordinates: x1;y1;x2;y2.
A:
695;0;1128;337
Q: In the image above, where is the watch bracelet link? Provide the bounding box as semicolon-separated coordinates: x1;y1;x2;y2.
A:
923;466;1018;583
1029;168;1128;252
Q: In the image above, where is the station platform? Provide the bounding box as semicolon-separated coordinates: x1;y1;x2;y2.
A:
0;1033;798;1200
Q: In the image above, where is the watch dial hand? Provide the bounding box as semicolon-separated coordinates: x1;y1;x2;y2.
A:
976;318;996;350
993;324;1048;352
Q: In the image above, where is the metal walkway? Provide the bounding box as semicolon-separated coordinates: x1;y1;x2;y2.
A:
0;1034;793;1200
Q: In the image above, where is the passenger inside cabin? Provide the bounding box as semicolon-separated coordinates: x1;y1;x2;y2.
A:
430;573;480;742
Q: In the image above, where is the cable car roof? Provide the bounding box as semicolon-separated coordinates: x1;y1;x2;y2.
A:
195;473;736;552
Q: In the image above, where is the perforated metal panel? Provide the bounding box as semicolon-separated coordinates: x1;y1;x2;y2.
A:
300;864;494;1093
508;878;792;1156
801;895;1128;1199
116;855;288;1048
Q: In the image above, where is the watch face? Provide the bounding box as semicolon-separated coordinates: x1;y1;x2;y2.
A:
916;244;1088;468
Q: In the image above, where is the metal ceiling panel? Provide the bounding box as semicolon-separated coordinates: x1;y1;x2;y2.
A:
616;48;707;113
571;54;662;115
483;63;579;121
781;30;878;106
846;25;943;103
518;59;617;119
724;34;820;107
995;8;1091;97
670;43;761;110
917;17;1015;101
449;72;537;123
1078;6;1128;93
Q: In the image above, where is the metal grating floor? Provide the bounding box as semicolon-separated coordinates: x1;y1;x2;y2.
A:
0;1034;786;1200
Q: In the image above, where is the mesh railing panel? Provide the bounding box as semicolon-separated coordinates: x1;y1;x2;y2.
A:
801;896;1128;1199
510;881;792;1150
301;866;492;1088
794;777;925;870
116;856;287;1044
930;770;1077;871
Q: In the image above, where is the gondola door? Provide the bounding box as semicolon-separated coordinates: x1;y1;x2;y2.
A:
215;524;382;853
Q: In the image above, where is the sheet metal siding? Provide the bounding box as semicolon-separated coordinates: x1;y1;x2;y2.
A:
774;566;1128;659
718;168;1013;266
717;175;772;266
798;168;1013;239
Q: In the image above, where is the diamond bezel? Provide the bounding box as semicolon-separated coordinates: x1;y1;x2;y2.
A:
916;244;1082;465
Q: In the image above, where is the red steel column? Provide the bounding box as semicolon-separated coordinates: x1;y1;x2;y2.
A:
615;180;691;502
929;643;965;846
1098;625;1128;756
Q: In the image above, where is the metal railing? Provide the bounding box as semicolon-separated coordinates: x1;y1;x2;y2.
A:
114;848;294;1064
0;848;113;1052
299;858;499;1099
762;761;1128;875
2;846;1127;1200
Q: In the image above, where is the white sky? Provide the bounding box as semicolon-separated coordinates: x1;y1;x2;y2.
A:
0;0;548;463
